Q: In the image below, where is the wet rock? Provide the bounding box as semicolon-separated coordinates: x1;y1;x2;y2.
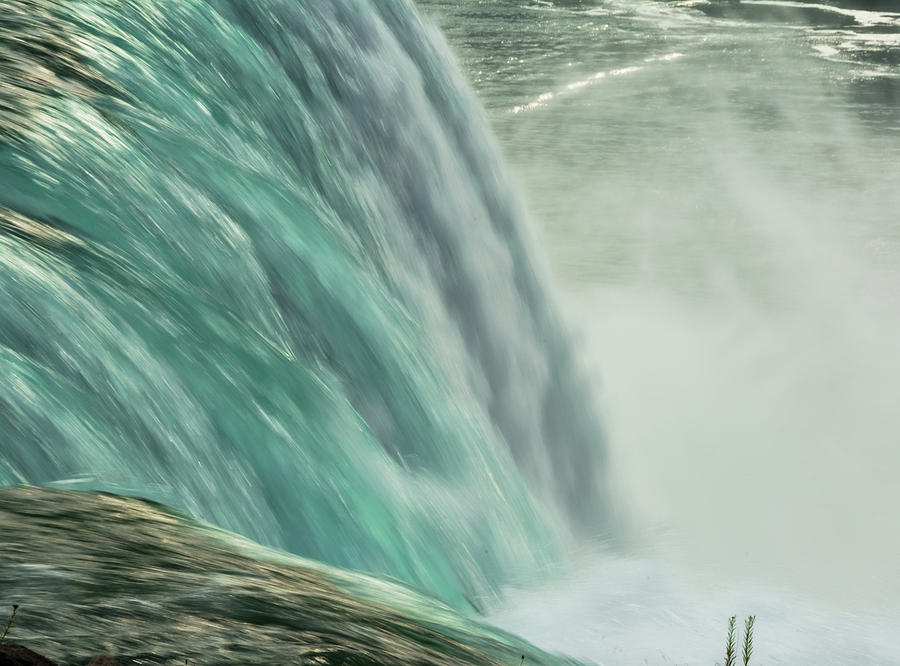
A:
0;644;57;666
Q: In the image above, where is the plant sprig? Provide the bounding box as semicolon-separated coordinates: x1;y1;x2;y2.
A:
0;604;18;646
724;615;737;666
742;615;756;665
721;614;756;665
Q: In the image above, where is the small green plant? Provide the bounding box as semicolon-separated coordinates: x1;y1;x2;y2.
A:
742;615;756;665
723;615;737;666
0;604;18;646
720;615;756;666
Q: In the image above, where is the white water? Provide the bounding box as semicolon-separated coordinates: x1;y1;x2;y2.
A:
488;555;900;664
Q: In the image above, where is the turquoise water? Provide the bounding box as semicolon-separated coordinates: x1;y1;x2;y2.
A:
5;0;900;662
0;0;607;610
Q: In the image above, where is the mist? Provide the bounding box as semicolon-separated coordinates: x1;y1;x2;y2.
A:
494;7;900;610
418;0;900;660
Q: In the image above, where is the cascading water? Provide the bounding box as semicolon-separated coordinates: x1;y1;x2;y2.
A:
0;0;607;610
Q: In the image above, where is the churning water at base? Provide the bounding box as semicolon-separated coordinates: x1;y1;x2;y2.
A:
486;555;900;664
0;0;608;611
